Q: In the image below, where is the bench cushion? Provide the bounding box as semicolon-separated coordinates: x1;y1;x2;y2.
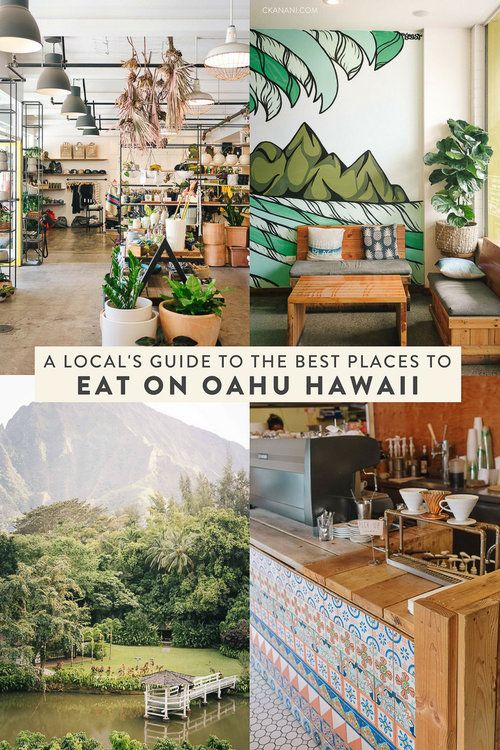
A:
428;273;500;317
290;258;412;278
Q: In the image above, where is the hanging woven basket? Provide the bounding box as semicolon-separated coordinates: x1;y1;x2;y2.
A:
435;220;478;258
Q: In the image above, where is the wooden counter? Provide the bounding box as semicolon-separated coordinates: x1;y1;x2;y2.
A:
250;508;452;636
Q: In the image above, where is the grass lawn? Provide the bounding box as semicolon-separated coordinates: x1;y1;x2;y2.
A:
68;644;243;677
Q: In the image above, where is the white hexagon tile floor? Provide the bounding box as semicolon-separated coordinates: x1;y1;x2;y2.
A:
250;666;319;750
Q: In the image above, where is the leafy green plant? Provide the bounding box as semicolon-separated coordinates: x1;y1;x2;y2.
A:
0;207;11;224
22;192;42;215
423;118;493;228
0;662;39;692
24;147;42;159
161;276;226;317
221;194;245;227
103;246;144;310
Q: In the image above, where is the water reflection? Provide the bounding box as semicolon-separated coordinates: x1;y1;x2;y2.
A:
0;693;249;749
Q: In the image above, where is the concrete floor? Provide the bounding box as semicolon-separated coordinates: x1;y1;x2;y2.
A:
0;229;249;375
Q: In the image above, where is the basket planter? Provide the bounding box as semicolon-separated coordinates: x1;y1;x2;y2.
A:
159;302;221;346
100;308;158;346
165;218;186;253
435;220;479;258
203;222;225;244
0;221;10;231
226;225;248;248
0;280;14;301
204;243;226;267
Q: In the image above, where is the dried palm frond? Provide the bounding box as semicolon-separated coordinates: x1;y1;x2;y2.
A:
159;36;193;132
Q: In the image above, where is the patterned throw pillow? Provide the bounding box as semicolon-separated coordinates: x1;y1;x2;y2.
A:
307;227;345;261
362;225;398;259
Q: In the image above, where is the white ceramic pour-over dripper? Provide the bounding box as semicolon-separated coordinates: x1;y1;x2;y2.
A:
439;494;478;522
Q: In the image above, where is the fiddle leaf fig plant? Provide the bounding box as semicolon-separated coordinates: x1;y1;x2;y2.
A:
424;118;493;228
103;246;144;309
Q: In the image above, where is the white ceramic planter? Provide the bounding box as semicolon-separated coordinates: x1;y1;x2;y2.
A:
104;297;153;323
227;173;239;186
100;310;158;346
165;217;186;253
141;216;150;230
132;218;141;230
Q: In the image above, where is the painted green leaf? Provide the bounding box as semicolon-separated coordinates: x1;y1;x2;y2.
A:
259;29;339;112
251;71;283;120
371;31;404;70
251;46;300;108
311;30;364;80
343;31;377;64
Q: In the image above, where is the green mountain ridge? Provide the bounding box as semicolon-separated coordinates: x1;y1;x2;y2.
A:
251;123;409;204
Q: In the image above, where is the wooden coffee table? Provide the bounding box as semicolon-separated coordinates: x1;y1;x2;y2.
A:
287;275;408;346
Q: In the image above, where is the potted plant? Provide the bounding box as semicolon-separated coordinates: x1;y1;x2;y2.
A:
25;146;42;175
101;246;158;346
0;272;14;301
159;275;226;346
0;206;10;231
222;191;248;248
424;119;493;257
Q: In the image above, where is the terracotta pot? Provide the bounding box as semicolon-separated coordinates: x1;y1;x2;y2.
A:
226;225;248;247
203;222;225;244
159;302;222;346
229;246;249;268
204;243;226;266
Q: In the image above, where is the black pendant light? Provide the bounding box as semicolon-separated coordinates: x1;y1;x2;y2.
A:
0;0;42;54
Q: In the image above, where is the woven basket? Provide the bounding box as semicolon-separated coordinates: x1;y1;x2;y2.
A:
435;220;478;258
73;142;85;159
85;142;98;158
60;142;73;159
0;221;10;231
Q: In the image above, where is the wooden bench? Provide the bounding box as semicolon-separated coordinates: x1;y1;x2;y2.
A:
429;238;500;364
291;224;411;306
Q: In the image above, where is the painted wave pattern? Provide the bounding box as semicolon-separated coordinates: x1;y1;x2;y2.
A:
250;195;424;288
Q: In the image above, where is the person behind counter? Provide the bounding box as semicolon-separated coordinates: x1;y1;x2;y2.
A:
267;414;284;432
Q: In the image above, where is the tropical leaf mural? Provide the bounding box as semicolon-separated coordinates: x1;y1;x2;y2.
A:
250;29;423;288
250;29;405;120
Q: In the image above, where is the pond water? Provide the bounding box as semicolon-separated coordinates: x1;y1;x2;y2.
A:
0;692;249;749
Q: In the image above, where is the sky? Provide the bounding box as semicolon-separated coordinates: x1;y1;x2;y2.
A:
0;376;248;448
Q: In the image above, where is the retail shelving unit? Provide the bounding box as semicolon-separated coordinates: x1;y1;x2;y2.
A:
118;123;249;240
21;100;45;265
0;78;21;288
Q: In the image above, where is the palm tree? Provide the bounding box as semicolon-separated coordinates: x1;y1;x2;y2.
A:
146;528;194;575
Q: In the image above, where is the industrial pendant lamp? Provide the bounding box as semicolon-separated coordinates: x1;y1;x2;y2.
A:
76;104;96;131
61;84;87;117
186;38;214;112
0;0;42;54
36;38;71;96
204;0;249;81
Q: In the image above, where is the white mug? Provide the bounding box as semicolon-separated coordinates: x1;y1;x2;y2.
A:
439;494;478;522
399;488;425;513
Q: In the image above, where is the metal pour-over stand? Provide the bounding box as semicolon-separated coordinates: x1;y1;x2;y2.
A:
384;508;500;585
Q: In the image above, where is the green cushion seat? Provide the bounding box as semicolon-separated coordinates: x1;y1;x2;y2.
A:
290;258;412;278
428;273;500;317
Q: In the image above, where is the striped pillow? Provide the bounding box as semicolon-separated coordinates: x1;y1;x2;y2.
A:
307;227;345;261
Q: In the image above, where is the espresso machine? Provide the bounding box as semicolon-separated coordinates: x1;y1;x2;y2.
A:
250;435;392;525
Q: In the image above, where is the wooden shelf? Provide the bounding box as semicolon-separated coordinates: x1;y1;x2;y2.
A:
43;157;108;161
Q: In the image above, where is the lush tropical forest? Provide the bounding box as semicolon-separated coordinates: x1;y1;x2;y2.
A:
0;459;249;694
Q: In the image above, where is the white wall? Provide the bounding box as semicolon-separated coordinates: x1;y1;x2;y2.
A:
423;28;472;279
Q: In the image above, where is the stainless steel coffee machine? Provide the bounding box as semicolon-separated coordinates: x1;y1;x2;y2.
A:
250;434;391;525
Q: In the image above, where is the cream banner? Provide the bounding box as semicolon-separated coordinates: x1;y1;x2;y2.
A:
35;347;461;403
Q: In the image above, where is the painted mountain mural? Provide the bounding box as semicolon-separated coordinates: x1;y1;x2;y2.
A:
251;123;409;203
